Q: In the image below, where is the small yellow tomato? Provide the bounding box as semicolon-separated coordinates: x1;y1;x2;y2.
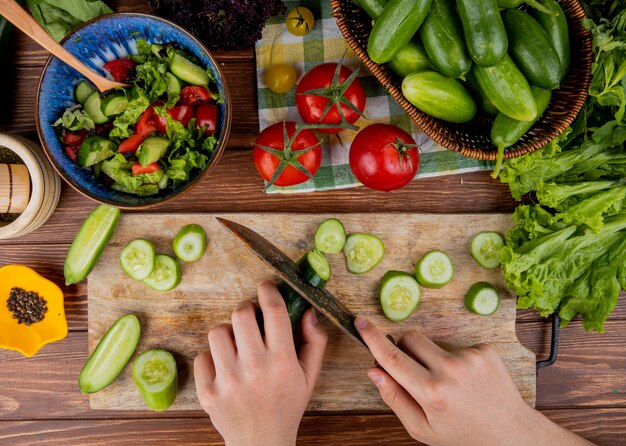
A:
286;7;315;37
263;64;298;94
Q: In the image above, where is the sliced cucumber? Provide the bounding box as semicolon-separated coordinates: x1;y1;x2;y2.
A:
83;91;110;124
343;233;385;274
380;271;421;322
64;205;120;285
132;349;178;412
77;136;116;167
297;251;331;288
166;72;183;101
120;239;156;281
169;53;209;86
75;80;96;105
143;255;182;291
101;91;129;117
79;314;141;394
314;218;346;254
137;137;171;166
172;224;207;262
415;250;454;288
465;282;500;316
471;232;504;269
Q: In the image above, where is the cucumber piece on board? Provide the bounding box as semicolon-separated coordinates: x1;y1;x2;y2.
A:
132;349;178;412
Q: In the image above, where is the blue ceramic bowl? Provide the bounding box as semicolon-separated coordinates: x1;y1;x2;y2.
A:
36;13;231;208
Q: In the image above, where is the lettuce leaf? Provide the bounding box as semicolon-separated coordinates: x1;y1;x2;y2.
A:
54;105;95;131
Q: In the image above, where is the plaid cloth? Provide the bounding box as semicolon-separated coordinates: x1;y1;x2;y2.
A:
255;1;494;193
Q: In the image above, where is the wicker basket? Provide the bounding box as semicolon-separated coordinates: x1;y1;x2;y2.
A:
331;0;592;160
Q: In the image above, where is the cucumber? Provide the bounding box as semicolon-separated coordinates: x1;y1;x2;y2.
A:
172;224;207;262
388;40;434;78
314;218;346;254
470;232;504;269
465;71;499;116
456;0;507;67
100;91;129;117
367;0;433;64
169;53;209;86
344;233;385;274
132;349;178;412
419;0;471;79
166;72;183;102
64;205;120;285
143;255;182;291
297;251;331;288
472;55;537;122
353;0;387;19
415;250;453;288
277;281;312;327
120;239;156;281
380;271;421;322
77;136;116;167
83;91;110;124
496;0;556;15
403;71;477;123
75;80;96;105
137;137;170;166
502;9;562;90
530;0;570;81
464;282;500;316
79;314;141;394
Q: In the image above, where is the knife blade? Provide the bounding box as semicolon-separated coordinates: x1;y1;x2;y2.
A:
216;217;368;351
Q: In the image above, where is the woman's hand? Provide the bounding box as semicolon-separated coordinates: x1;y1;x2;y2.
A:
355;316;594;446
194;281;328;446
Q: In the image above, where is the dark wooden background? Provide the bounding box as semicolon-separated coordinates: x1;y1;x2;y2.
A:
1;1;625;444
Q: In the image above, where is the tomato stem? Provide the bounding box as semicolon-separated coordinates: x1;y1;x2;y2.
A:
390;138;418;172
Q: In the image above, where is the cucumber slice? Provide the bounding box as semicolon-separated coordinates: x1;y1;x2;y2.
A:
172;224;207;262
132;349;178;412
64;205;120;285
143;255;181;291
465;282;500;316
83;91;110;124
77;136;116;167
100;91;129;117
166;72;183;101
297;251;331;288
120;239;156;281
75;80;96;105
470;232;504;269
79;314;141;394
169;53;209;86
343;233;385;274
380;271;421;322
314;218;346;254
137;137;171;166
415;250;454;288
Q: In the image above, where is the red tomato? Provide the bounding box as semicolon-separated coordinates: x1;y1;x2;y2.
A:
349;124;420;192
252;122;321;187
295;63;366;134
153;113;167;134
168;106;194;127
118;134;144;153
62;130;87;146
196;102;217;135
179;86;211;106
103;58;137;83
136;107;157;138
132;162;160;175
65;145;79;162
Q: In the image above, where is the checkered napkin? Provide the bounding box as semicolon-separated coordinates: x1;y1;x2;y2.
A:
255;1;494;193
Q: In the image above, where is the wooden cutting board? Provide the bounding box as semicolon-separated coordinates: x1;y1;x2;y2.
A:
87;213;536;411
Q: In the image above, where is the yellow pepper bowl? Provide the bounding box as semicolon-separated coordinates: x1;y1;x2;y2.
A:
0;265;68;357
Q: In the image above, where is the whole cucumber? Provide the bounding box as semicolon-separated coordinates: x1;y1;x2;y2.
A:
531;0;570;80
465;71;499;116
502;9;562;90
353;0;387;19
491;86;552;149
368;0;433;64
419;0;471;78
472;55;537;122
389;40;434;77
456;0;507;66
402;70;477;123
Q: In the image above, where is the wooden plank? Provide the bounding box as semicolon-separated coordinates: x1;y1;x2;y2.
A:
0;408;623;445
0;64;258;145
2;320;626;420
86;213;535;411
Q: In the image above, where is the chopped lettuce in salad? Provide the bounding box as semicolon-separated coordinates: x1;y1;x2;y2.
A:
54;39;221;196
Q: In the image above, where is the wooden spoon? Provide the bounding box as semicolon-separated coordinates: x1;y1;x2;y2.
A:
0;0;128;92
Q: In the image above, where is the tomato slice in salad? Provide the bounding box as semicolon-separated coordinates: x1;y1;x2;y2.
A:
103;58;137;83
196;102;217;135
65;145;79;162
132;162;160;175
136;108;158;138
168;106;194;127
179;86;211;106
63;130;87;146
119;134;144;153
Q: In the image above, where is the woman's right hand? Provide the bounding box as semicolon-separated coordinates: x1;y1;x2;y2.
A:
355;316;594;446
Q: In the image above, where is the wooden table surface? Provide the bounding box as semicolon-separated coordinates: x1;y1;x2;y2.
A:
1;2;625;444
